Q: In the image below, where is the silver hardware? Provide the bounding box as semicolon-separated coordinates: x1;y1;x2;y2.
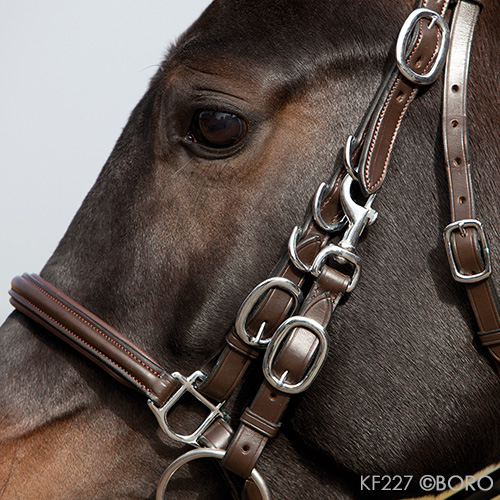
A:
338;175;378;252
312;182;348;232
235;277;303;347
344;135;359;179
147;371;228;447
156;448;271;500
396;8;450;85
263;316;328;394
288;226;314;273
443;219;492;283
279;370;289;385
310;244;362;292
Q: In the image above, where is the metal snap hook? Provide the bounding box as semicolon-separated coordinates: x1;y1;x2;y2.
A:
155;448;272;500
338;175;378;253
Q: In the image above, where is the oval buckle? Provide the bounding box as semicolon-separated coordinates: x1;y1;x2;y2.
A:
235;277;303;347
263;316;328;394
396;8;450;85
156;448;272;500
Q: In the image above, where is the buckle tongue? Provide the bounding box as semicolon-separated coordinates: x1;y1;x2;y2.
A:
148;371;228;447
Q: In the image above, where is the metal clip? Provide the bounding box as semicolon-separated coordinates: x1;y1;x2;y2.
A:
148;371;228;447
338;175;378;252
396;8;450;85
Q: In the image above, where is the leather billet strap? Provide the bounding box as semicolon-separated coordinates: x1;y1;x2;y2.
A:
198;168;346;403
199;236;324;401
357;0;450;195
222;269;349;478
441;0;500;373
9;273;178;407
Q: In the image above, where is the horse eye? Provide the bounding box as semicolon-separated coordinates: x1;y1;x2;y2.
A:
190;110;247;148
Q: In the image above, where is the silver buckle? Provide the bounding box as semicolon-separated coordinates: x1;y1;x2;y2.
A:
147;371;228;447
235;277;303;347
443;219;492;283
396;8;450;85
155;448;272;500
263;316;328;394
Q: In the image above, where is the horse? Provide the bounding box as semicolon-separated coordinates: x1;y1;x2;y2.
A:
1;0;500;499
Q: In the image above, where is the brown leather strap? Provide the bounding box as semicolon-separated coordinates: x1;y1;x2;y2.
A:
441;0;500;372
198;167;346;403
199;236;322;401
358;0;448;195
9;273;179;407
221;268;349;478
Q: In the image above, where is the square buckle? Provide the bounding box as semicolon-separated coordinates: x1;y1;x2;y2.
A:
443;219;492;283
147;371;228;447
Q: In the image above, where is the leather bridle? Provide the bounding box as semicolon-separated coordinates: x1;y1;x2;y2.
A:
8;1;500;499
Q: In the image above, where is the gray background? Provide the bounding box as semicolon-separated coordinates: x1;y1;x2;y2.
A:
0;1;212;322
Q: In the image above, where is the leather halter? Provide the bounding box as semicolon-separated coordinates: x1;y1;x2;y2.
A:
8;1;498;498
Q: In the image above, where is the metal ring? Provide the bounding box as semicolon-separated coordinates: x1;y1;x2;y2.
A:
156;448;272;500
312;182;348;233
344;135;359;180
288;226;312;273
235;277;303;347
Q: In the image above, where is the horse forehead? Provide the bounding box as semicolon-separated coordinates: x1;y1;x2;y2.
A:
173;0;410;60
168;1;341;86
165;0;413;107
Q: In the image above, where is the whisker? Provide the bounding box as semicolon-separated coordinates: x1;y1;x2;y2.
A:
173;157;194;175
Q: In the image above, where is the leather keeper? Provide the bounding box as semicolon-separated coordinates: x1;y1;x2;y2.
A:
240;408;281;439
478;329;500;347
226;330;260;359
198;418;234;449
317;266;350;295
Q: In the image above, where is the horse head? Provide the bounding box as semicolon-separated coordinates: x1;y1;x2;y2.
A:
2;1;500;499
